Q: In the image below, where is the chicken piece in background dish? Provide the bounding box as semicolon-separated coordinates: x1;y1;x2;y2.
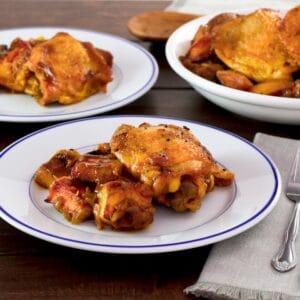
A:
186;13;238;63
46;176;95;224
71;153;123;185
25;32;113;105
94;179;154;231
279;5;300;65
212;9;297;83
34;149;80;189
110;123;234;212
187;25;212;62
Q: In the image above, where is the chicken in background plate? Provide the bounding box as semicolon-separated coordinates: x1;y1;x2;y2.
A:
0;37;44;92
180;5;300;97
0;32;113;105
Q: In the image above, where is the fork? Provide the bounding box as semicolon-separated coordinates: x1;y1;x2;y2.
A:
271;146;300;272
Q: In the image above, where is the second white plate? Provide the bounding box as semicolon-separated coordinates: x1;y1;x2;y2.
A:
0;116;281;253
0;27;158;122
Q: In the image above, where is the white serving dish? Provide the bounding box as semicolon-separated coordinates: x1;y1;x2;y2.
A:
165;4;300;124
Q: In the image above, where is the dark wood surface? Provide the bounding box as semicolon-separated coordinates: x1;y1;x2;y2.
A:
1;1;300;299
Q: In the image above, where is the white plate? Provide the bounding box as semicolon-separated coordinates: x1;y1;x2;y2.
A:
0;27;158;122
165;4;300;124
0;116;281;254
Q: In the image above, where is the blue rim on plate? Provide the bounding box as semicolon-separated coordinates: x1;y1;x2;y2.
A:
0;27;159;122
0;115;281;253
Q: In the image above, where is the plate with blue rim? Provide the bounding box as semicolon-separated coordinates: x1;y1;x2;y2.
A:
0;115;281;253
0;27;158;122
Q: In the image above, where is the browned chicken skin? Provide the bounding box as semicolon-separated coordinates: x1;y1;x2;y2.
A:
46;176;95;224
279;5;300;65
25;32;113;105
0;32;113;105
110;123;234;212
34;149;80;189
71;154;123;185
94;179;154;231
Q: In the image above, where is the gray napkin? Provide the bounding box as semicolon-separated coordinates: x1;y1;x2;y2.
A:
184;133;300;300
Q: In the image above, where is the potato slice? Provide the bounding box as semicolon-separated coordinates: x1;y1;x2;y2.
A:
250;80;293;96
216;70;253;91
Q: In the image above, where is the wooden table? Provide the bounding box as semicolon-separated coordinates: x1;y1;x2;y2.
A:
1;1;299;299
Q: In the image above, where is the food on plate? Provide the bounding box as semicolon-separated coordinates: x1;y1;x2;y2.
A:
36;142;155;231
0;32;113;105
0;38;42;92
110;123;234;212
94;179;154;230
46;176;95;224
35;123;234;231
180;6;300;97
34;149;80;188
71;153;123;184
279;5;300;65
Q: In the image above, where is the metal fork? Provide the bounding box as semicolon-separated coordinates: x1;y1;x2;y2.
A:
271;146;300;272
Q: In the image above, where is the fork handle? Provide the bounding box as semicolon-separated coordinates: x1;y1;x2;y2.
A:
271;201;300;272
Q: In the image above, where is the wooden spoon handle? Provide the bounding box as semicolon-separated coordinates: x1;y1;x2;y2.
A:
128;11;200;41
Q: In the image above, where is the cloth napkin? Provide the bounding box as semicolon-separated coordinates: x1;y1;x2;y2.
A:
166;0;300;15
184;133;300;300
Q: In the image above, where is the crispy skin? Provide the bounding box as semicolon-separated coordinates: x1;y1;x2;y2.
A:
110;123;234;212
34;149;80;189
279;5;300;65
212;9;297;82
24;32;113;105
71;153;123;184
46;176;94;224
94;179;154;230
